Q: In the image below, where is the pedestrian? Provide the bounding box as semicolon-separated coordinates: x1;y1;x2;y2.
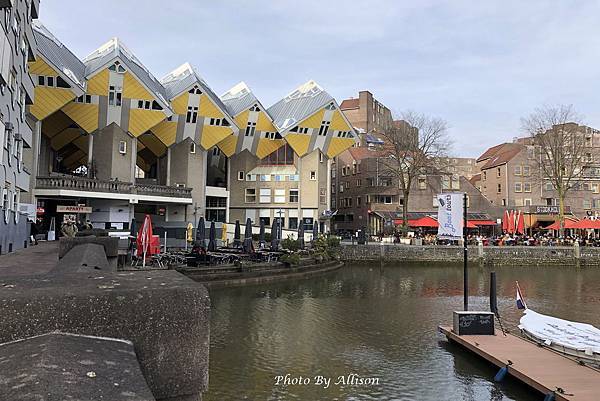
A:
61;220;78;238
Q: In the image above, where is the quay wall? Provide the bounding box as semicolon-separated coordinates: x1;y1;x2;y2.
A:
339;244;600;266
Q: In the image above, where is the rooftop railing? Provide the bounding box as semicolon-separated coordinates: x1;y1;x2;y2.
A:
36;176;192;198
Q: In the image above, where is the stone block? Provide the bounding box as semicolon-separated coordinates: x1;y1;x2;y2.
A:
51;243;113;274
0;332;155;401
0;271;210;400
59;236;119;259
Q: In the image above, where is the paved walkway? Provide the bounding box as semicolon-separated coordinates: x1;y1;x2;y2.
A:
0;241;58;277
440;326;600;401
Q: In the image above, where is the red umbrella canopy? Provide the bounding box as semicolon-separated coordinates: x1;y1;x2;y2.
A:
410;216;439;228
571;219;600;229
517;211;525;234
544;219;578;230
136;214;154;257
502;210;509;231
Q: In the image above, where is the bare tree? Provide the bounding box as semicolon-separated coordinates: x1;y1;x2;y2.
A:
378;111;452;235
521;104;586;234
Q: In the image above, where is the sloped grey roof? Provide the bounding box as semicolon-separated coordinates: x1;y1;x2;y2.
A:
161;63;237;128
83;38;170;109
220;82;274;122
267;80;333;132
221;82;257;117
32;21;85;91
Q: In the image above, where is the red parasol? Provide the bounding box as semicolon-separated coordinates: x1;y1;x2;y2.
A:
517;210;525;234
136;214;154;266
502;210;509;232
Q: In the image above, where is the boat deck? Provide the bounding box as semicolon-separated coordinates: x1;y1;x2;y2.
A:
439;326;600;401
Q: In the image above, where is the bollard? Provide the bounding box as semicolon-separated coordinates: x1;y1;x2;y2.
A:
574;241;580;259
490;272;498;315
478;240;484;259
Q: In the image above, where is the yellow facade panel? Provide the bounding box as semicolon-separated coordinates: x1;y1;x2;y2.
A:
171;92;188;115
61;102;99;133
42;112;73;138
72;135;88;152
216;134;237;157
285;133;310;157
139;134;166;157
256;138;285;159
29;87;76;121
330;109;352;131
326;137;355;158
198;94;224;119
128;109;166;137
50;128;81;150
234;109;249;128
256;111;276;132
201;125;233;150
299;108;325;129
152;120;177;146
87;69;109;96
123;72;153;101
29;58;57;77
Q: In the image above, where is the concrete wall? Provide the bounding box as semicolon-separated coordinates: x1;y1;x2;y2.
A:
92;123;134;182
339;243;600;266
0;210;29;253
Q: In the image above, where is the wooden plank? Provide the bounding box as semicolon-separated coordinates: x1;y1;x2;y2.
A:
439;326;600;401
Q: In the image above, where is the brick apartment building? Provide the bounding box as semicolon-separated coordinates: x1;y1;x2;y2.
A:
331;147;500;235
339;90;393;145
476;124;600;226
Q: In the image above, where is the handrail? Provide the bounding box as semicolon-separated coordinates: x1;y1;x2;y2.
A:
36;176;192;198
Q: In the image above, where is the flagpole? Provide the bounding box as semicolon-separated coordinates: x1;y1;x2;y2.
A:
463;192;468;311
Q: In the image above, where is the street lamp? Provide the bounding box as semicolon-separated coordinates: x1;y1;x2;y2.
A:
276;208;284;240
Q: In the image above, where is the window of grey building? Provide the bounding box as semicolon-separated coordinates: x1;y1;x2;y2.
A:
289;189;298;203
205;209;225;223
319;188;326;205
237;170;244;180
108;85;122;106
318;121;330;136
288;217;298;229
245;188;256;203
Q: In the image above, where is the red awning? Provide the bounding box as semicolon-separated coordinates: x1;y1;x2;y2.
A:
473;220;497;226
570;219;600;229
544;219;578;230
410;216;439;227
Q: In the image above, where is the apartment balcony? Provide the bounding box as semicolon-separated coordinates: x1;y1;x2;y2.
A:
35;176;193;204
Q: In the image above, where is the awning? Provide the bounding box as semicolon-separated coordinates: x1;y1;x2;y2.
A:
472;220;497;226
570;219;600;229
543;218;579;230
395;216;478;229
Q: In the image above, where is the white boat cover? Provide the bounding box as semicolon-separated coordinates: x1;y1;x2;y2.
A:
518;309;600;354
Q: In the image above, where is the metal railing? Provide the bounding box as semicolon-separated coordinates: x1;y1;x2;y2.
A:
36;176;192;198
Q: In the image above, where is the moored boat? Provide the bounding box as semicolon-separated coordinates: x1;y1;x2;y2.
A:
518;309;600;367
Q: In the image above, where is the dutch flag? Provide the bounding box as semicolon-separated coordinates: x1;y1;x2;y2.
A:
516;281;527;310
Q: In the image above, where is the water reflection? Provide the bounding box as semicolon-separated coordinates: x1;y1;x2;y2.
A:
206;263;600;401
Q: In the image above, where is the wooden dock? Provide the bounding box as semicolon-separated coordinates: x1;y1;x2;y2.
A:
439;326;600;401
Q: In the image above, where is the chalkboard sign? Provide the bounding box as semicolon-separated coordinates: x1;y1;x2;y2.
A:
453;311;494;335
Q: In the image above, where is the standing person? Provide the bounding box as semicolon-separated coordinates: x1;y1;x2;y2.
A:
30;219;39;245
61;220;78;238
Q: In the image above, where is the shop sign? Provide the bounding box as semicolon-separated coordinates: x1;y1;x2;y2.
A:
56;205;92;213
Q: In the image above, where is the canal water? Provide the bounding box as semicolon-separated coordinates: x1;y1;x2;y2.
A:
205;263;600;400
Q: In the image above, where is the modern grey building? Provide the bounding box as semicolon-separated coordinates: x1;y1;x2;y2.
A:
0;0;39;253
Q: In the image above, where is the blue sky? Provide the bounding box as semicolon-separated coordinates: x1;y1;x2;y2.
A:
41;1;600;157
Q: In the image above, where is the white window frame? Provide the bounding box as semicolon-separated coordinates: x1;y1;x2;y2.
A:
310;171;316;180
237;171;245;181
259;188;271;203
118;141;127;155
244;188;256;203
274;189;285;203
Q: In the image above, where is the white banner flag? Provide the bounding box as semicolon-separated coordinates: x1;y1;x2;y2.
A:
436;193;464;239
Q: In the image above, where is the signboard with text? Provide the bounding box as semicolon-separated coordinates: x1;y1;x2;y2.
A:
56;205;92;213
436;193;464;239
